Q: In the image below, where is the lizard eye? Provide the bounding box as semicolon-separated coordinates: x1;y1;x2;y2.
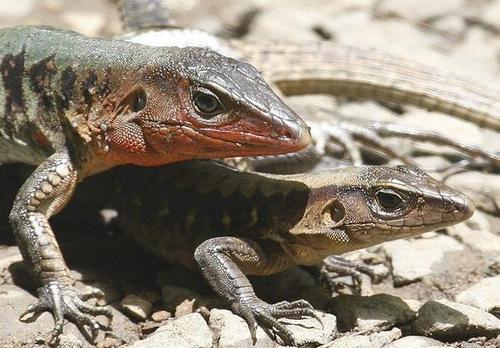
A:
375;189;403;210
133;88;147;112
192;87;224;117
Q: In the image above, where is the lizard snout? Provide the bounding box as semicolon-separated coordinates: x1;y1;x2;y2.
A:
279;117;311;150
448;191;475;222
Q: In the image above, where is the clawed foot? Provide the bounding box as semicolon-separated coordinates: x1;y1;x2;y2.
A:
233;297;321;346
321;255;380;294
19;281;112;345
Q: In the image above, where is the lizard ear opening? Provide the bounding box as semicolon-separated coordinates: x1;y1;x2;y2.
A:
117;87;147;114
323;201;345;224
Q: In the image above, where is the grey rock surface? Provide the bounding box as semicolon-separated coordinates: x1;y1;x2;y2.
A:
281;311;337;347
446;172;500;216
121;294;153;320
208;308;337;348
480;0;500;31
447;211;500;255
209;309;269;348
385;335;445;348
0;283;138;348
128;313;212;348
455;275;500;313
325;327;402;348
329;294;415;332
374;0;464;21
398;111;483;153
413;299;500;340
382;235;464;285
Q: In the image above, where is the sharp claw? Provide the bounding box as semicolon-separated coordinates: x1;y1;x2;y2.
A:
234;297;321;346
292;299;314;309
49;320;64;346
249;322;258;345
313;311;324;329
78;302;113;319
21;282;110;344
104;307;113;320
90;321;100;341
19;303;43;322
80;288;105;300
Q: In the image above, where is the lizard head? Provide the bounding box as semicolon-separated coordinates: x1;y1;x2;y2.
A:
104;47;310;166
285;165;474;263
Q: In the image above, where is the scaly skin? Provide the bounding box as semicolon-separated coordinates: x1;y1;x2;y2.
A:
74;160;474;346
120;24;500;132
0;26;310;344
121;24;500;169
234;41;500;131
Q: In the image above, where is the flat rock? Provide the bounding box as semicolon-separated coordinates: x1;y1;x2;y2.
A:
246;6;326;41
448;28;500;81
446;172;500;216
430;15;466;40
151;310;171;322
374;0;464;21
413;299;500;340
121;294;153;320
480;0;500;31
281;311;337;346
61;11;106;37
412;156;450;173
336;101;399;123
129;313;212;348
326;327;402;348
0;283;138;347
447;211;500;255
209;309;272;348
455;275;500;313
321;12;447;66
329;294;414;332
0;0;34;19
385;335;445;348
398;110;483;154
209;308;336;348
382;235;464;285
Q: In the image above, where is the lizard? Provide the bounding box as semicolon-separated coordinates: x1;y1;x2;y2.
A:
0;25;311;344
119;0;500;132
118;0;500;169
70;159;474;346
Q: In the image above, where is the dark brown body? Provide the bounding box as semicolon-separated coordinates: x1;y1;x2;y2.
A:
82;160;471;269
73;159;473;345
82;160;309;267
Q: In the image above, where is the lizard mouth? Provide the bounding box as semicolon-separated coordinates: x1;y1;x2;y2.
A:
179;124;310;154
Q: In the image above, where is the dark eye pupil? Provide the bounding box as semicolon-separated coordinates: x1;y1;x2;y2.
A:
328;201;345;223
194;91;220;115
133;89;147;112
376;190;402;209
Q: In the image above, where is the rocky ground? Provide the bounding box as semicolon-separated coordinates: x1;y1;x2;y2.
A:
1;0;500;347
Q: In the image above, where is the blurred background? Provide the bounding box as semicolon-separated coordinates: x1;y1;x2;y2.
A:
0;0;498;82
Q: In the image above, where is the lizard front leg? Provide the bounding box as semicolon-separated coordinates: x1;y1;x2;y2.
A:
194;237;320;346
9;150;112;345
